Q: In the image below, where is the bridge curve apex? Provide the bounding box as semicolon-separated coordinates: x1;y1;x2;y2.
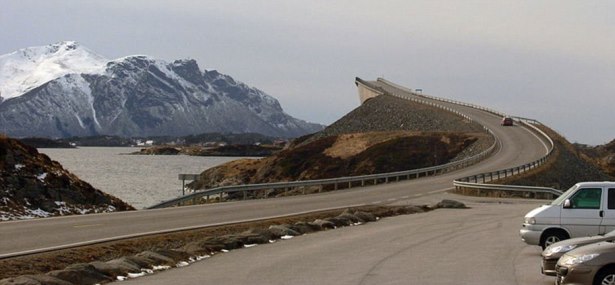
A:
355;77;384;104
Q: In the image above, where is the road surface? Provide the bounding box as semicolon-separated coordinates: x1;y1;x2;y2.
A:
0;90;549;259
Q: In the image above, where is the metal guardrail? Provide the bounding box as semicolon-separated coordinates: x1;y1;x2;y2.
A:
149;79;500;209
373;78;563;199
149;78;560;208
149;139;497;208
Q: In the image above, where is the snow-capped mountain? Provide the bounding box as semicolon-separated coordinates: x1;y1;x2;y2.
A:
0;41;324;138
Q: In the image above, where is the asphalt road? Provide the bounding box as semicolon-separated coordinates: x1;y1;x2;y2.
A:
0;92;549;259
119;194;554;285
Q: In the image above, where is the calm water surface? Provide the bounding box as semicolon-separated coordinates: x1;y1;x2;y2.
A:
40;147;244;209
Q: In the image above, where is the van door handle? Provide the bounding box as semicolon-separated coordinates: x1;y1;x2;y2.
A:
600;210;604;217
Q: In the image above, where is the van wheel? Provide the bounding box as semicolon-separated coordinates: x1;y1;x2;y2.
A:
541;231;569;250
594;266;615;285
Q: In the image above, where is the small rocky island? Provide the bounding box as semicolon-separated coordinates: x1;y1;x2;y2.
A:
131;144;284;157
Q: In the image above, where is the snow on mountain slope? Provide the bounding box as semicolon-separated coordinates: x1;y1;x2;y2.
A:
0;42;324;138
0;41;107;101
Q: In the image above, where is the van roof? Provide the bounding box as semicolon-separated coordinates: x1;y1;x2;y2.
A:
575;181;615;187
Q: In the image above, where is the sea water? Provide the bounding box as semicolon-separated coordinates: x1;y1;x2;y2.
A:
39;147;245;209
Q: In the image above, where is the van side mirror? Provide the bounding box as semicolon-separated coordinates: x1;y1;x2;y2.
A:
563;199;572;208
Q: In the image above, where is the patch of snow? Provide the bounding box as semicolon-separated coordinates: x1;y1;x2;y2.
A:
176;261;190;267
281;235;294;240
127;272;146;278
37;173;47;182
269;240;276;243
116;276;127;281
0;41;108;100
141;268;154;274
14;164;24;170
195;255;210;261
152;265;171;271
220;249;229;253
74;114;85;129
244;244;257;248
22;207;51;219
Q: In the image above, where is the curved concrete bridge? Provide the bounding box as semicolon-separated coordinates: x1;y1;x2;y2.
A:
0;79;550;263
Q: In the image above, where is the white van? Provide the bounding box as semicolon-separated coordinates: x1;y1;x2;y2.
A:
520;182;615;249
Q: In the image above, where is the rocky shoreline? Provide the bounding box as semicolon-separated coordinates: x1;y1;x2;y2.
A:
130;144;283;157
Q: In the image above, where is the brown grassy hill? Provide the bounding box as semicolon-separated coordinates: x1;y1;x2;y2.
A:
189;94;492;191
189;131;486;190
494;126;613;190
0;136;134;220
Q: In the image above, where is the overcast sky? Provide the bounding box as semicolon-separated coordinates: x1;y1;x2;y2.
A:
1;1;614;145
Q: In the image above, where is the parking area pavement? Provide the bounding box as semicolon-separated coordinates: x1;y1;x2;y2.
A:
118;193;556;284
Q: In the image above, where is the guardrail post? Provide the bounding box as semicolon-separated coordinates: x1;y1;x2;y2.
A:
334;182;338;190
243;190;247;200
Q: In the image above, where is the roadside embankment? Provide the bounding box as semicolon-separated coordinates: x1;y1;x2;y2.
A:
0;200;466;283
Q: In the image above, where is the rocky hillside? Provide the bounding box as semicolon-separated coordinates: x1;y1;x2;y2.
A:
575;139;615;178
0;135;133;220
189;94;492;191
496;127;613;190
305;94;485;142
0;41;323;138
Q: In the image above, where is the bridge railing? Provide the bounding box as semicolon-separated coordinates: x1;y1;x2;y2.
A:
149;78;560;209
374;78;562;199
149;80;500;209
148;136;497;208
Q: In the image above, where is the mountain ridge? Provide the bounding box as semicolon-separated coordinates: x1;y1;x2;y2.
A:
0;41;324;138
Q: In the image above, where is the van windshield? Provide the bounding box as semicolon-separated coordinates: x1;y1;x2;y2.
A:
551;184;579;205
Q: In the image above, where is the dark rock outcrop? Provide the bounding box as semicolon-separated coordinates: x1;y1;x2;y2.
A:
0;136;134;220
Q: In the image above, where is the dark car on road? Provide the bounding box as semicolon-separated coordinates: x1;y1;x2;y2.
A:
501;117;513;126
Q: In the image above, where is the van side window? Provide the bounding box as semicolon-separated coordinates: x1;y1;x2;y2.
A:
569;188;602;209
609;189;615;209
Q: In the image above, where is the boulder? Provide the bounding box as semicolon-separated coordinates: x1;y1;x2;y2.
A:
289;222;320;234
122;255;156;269
135;251;176;266
325;217;351;227
89;257;142;276
354;211;377;222
337;213;362;224
268;225;300;237
0;275;72;285
47;263;112;285
310;219;336;229
236;232;271;245
436;199;467;209
242;228;279;240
